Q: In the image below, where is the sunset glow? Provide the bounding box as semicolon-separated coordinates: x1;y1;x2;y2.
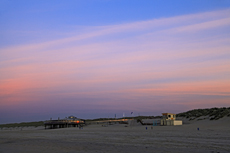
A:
1;1;230;123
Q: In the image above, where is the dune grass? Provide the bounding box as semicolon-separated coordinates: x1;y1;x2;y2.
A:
177;107;230;120
0;121;44;128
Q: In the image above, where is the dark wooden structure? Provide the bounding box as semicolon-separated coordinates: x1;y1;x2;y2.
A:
44;115;85;129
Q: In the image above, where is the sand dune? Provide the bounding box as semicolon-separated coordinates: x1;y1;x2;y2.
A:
0;117;230;153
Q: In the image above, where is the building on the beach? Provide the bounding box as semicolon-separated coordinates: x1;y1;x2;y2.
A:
160;113;182;126
44;115;85;129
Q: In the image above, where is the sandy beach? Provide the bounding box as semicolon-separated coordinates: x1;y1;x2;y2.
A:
0;117;230;153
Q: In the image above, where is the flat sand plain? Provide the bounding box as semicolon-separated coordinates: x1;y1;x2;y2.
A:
0;117;230;153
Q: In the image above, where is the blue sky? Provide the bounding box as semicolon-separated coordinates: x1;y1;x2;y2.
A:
0;0;230;123
1;0;230;47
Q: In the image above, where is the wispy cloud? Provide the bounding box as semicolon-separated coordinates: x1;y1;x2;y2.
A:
0;9;230;117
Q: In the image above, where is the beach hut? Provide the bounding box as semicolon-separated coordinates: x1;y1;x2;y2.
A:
161;113;182;126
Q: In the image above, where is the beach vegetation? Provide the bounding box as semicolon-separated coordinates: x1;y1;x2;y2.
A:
0;121;44;128
177;107;230;120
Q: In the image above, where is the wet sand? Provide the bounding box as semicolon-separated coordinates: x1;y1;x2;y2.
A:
0;117;230;153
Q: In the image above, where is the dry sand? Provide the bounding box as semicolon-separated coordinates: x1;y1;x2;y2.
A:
0;117;230;153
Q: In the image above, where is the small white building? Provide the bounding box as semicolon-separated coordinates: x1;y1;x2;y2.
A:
161;113;182;126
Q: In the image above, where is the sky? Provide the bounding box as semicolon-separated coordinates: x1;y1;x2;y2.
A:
0;0;230;124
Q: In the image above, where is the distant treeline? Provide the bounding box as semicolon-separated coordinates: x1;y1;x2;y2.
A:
176;107;230;120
